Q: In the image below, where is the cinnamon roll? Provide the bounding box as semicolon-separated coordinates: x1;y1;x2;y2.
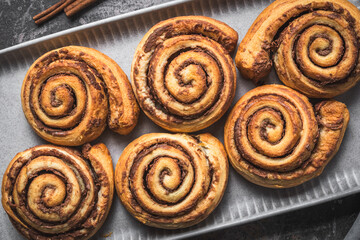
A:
235;0;360;98
22;46;139;146
115;133;228;229
224;85;349;188
131;16;238;132
1;143;114;239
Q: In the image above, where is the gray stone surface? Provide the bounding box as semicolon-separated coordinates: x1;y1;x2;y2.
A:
0;0;359;239
0;0;169;50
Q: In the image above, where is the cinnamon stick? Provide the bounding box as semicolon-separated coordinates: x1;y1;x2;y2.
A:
33;0;98;25
64;0;98;17
33;0;75;25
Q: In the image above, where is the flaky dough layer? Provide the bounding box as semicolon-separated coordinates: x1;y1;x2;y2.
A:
236;0;360;98
131;16;238;132
2;143;114;239
22;46;139;146
115;133;228;229
225;85;350;188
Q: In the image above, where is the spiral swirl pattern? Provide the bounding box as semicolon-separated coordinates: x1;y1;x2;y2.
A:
224;85;350;188
131;16;238;132
1;143;114;240
235;0;360;98
115;133;228;229
22;46;139;146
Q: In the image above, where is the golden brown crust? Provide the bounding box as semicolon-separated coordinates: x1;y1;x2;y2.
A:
115;133;228;229
235;0;360;98
224;85;349;188
1;143;114;240
22;45;139;146
131;16;238;132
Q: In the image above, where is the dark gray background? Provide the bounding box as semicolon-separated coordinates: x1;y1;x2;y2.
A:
0;0;359;239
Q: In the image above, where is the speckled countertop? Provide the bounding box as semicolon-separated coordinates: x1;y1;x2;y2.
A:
0;0;359;239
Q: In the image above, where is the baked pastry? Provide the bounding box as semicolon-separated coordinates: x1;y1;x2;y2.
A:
235;0;360;98
131;16;238;132
224;85;349;188
115;133;228;229
1;143;114;239
22;46;139;146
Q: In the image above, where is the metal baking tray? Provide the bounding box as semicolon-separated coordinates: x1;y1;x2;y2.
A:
1;0;360;239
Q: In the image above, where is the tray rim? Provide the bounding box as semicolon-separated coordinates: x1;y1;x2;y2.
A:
1;0;360;239
173;189;360;239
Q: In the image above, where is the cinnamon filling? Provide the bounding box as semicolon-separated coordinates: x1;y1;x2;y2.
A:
129;142;195;207
4;148;106;238
146;46;225;121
